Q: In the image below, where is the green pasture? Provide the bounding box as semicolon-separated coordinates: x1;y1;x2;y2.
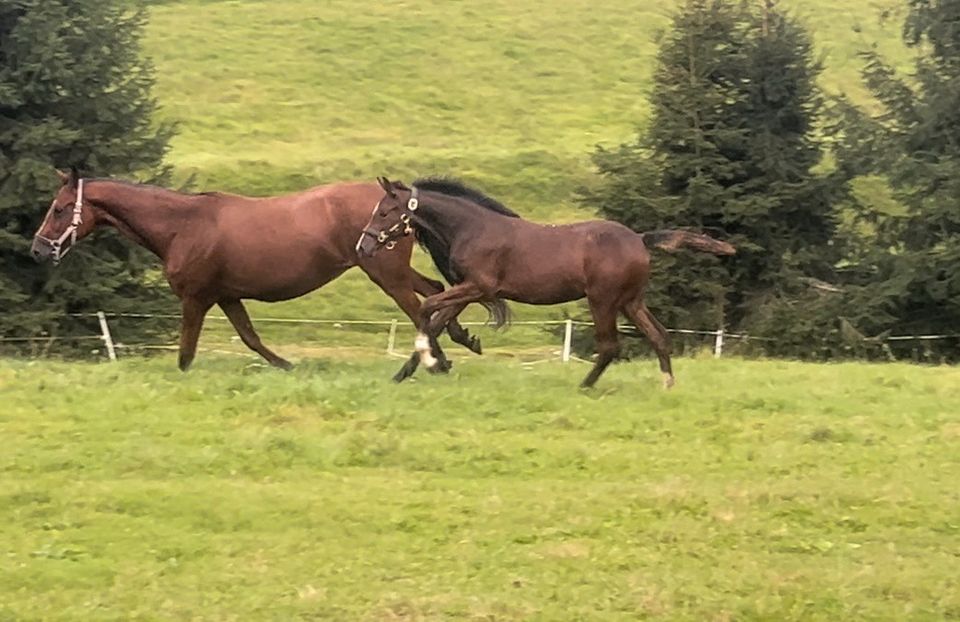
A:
145;0;911;209
2;354;959;620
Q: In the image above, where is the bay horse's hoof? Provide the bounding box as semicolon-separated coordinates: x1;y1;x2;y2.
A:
274;359;294;371
427;359;452;375
662;373;675;389
468;336;482;355
393;352;419;383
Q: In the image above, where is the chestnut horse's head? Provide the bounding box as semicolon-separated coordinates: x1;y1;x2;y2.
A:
31;168;97;265
355;176;417;258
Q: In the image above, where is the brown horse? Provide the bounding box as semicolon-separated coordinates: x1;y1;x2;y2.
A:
357;177;735;388
31;168;481;370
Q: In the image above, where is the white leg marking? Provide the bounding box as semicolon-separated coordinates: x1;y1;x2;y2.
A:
662;373;675;390
415;332;437;368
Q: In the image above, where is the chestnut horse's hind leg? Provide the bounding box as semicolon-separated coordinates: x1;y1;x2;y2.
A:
624;299;674;389
411;271;482;355
219;299;294;370
178;297;214;371
581;297;622;389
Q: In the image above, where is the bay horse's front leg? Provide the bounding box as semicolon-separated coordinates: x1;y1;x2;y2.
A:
178;296;214;371
359;262;453;373
411;270;482;355
406;283;485;378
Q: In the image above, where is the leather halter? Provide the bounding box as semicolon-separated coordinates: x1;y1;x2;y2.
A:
355;186;419;254
36;179;85;265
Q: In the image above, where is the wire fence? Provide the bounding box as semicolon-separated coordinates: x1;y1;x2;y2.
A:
2;311;958;363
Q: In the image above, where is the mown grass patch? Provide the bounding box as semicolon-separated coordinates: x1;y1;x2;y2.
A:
1;355;958;619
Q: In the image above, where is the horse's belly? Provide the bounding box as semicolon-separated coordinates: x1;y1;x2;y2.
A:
498;280;585;305
220;257;349;301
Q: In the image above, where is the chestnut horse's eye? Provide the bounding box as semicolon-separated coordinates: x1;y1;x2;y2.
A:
54;205;64;215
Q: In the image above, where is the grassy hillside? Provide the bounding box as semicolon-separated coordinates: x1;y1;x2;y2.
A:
136;0;912;323
2;356;959;619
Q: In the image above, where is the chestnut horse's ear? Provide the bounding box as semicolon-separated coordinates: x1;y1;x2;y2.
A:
377;176;396;196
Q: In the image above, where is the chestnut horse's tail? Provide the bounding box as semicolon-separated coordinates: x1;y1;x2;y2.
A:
641;230;736;256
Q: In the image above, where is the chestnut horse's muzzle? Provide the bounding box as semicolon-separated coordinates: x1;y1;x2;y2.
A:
355;216;412;258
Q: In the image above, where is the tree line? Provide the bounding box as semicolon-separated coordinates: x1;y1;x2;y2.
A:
582;0;960;361
2;0;957;360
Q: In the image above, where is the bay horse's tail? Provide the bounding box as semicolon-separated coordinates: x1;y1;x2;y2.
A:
641;230;736;256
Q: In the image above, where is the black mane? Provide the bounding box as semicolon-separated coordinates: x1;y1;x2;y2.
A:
410;176;513;327
413;177;520;218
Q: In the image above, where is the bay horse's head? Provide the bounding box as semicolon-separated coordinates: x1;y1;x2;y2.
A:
31;168;97;265
356;176;417;258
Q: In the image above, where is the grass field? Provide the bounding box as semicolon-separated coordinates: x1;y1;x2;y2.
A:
2;354;959;620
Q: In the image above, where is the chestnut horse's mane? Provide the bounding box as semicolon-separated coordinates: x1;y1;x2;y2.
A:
88;177;221;198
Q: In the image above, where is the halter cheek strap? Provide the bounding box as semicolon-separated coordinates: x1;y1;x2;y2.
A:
355;186;420;253
37;179;85;265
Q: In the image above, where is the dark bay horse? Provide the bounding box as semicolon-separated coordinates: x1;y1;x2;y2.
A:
357;177;735;388
31;169;480;370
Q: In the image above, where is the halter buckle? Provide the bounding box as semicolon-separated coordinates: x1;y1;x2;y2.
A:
407;197;418;211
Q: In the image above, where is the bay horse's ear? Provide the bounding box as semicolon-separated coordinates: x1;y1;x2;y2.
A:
68;166;80;188
377;176;396;196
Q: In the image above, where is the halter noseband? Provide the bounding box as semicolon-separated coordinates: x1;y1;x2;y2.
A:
37;179;85;265
356;186;419;253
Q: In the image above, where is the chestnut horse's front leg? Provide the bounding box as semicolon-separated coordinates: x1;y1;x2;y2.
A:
178;296;214;371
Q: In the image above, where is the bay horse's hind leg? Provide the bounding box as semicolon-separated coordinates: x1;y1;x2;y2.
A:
178;297;214;372
219;299;293;370
411;271;481;355
624;299;674;389
581;297;621;389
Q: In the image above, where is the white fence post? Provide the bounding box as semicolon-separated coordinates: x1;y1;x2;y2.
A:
562;319;573;363
713;327;724;358
386;319;398;355
97;311;117;362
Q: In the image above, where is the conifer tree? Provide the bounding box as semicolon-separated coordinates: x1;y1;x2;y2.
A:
0;0;174;348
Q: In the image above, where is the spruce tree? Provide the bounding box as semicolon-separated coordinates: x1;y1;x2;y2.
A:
582;0;843;348
0;0;174;350
833;0;960;359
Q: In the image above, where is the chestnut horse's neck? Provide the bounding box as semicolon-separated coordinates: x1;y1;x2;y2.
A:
85;179;209;260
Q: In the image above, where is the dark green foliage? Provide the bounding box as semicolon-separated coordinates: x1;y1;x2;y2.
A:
0;0;175;351
580;0;849;356
833;0;960;360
